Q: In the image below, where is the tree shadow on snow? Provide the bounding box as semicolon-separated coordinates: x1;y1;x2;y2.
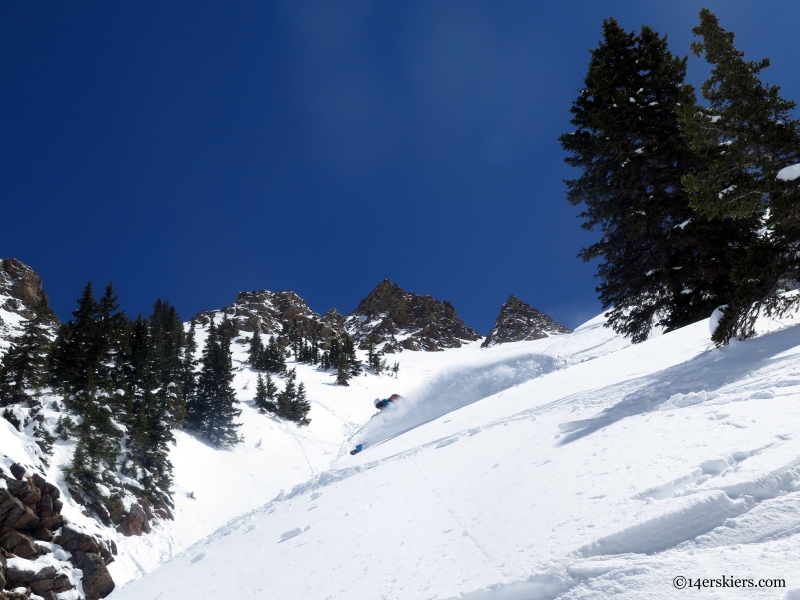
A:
557;322;800;445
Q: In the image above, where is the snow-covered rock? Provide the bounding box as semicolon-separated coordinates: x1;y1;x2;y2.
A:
482;294;571;347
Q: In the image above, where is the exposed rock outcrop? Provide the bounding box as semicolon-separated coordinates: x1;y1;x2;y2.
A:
194;290;346;348
0;464;115;599
0;259;59;326
482;295;571;348
66;478;171;540
345;280;481;352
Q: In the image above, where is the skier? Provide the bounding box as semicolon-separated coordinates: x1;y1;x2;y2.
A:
350;444;364;455
349;395;404;455
373;393;402;410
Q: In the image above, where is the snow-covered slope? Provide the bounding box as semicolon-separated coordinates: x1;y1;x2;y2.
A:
110;310;800;599
105;318;625;587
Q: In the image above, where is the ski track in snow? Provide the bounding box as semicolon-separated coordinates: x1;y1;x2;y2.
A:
101;312;800;599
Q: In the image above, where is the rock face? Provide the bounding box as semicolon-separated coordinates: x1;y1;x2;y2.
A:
0;464;116;599
0;259;59;325
482;295;571;348
194;290;346;348
345;280;481;352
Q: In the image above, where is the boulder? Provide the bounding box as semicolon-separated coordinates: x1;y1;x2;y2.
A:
0;496;39;531
72;552;114;599
54;526;113;565
6;479;41;507
0;532;39;559
118;503;149;536
105;495;125;525
6;564;73;597
8;465;25;482
31;527;53;542
55;525;101;554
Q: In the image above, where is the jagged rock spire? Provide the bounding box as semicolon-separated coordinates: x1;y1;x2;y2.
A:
482;295;570;348
345;279;480;352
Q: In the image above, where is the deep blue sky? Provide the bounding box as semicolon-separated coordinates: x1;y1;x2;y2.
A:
2;1;799;333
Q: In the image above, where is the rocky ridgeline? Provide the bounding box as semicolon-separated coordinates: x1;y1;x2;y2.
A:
195;290;346;348
194;281;483;354
0;260;59;327
345;280;481;352
482;295;571;348
0;464;115;600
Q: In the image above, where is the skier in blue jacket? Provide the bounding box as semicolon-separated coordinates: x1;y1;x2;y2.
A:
349;395;403;455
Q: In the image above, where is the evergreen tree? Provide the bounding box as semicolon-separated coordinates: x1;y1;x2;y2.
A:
149;299;186;390
96;283;126;391
265;336;286;373
50;281;100;395
328;338;341;371
189;319;241;446
559;18;745;342
367;341;377;372
343;334;361;376
682;8;800;343
254;372;277;414
124;316;176;499
335;352;351;386
277;368;297;419
65;373;122;495
248;330;265;369
52;282;127;496
181;318;198;411
291;382;311;426
312;339;320;365
367;340;386;374
0;294;54;406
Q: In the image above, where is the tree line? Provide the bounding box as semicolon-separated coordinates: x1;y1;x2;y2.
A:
561;9;800;345
0;284;310;510
0;281;398;514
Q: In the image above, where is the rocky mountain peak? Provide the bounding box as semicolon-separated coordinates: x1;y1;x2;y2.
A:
194;289;345;347
345;279;481;352
482;295;571;348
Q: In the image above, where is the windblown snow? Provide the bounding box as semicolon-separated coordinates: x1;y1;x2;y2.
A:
94;310;800;598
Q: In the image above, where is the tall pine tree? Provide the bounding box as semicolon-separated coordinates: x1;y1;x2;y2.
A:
189;319;241;446
182;318;198;410
682;8;800;343
560;19;745;342
248;330;265;369
124;317;176;501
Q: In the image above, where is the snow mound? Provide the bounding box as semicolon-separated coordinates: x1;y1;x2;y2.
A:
777;163;800;181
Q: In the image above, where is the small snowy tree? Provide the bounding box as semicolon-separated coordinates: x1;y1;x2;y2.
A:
254;373;277;414
291;382;311;427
